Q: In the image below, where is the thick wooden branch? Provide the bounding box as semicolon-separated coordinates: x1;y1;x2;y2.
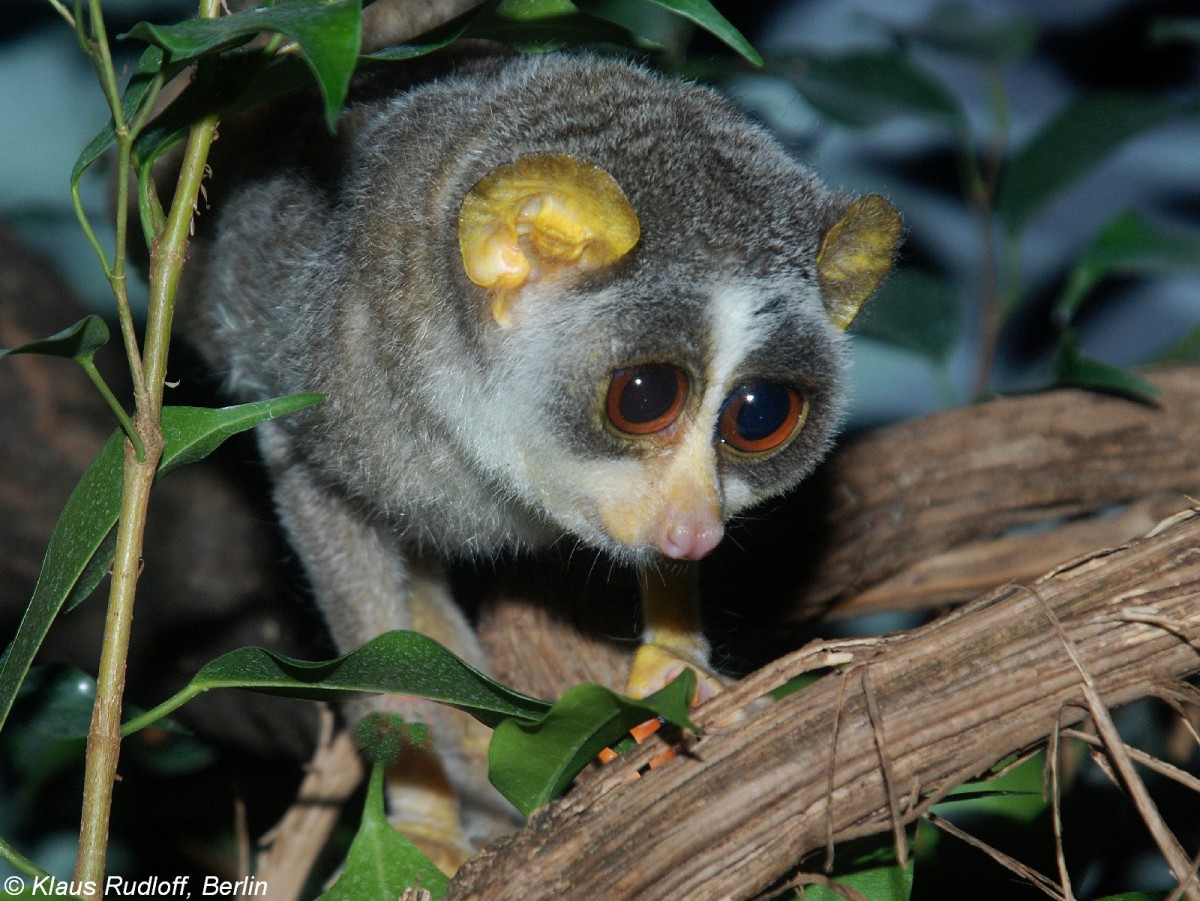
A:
451;512;1200;899
787;368;1200;617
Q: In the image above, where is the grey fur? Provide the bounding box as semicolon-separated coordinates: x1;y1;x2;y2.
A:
179;52;882;846
186;53;854;559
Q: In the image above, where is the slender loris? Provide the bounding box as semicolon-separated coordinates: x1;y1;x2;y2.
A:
179;51;901;866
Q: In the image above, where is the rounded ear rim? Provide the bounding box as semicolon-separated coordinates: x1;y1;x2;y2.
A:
457;152;641;307
816;194;904;331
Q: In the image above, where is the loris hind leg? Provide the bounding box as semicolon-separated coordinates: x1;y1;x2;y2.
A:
626;564;725;705
259;423;518;873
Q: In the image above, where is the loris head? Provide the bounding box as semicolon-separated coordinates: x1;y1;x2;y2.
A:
418;56;901;564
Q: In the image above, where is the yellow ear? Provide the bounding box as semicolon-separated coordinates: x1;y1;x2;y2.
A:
458;153;640;325
816;194;903;331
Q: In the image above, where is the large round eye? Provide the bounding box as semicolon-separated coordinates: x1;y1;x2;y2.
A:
606;365;688;435
718;383;807;454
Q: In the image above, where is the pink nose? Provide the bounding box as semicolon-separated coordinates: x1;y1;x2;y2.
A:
655;519;724;561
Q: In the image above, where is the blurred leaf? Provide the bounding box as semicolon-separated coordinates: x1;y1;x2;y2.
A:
124;0;361;131
1155;322;1200;365
0;315;108;365
850;269;962;367
1056;211;1200;324
998;94;1175;234
0;395;323;738
489;672;696;816
369;0;644;58
1051;330;1162;403
785;49;962;128
897;2;1038;63
318;764;449;901
128;631;551;736
1151;17;1200;45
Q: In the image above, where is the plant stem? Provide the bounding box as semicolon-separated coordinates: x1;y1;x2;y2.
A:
71;0;223;893
969;63;1012;399
72;433;161;898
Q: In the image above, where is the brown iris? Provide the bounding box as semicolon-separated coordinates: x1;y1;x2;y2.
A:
606;365;688;435
718;383;807;454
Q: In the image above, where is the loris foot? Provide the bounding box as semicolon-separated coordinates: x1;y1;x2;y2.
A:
624;641;725;704
385;746;475;875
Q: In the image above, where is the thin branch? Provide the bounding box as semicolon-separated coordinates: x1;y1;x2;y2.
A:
862;665;908;868
926;812;1066;901
1027;585;1200;901
1047;717;1075;901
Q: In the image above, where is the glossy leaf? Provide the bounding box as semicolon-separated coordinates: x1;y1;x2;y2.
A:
643;0;761;65
850;269;962;367
786;50;962;128
131;631;549;733
0;315;109;364
898;2;1038;63
317;764;449;901
124;0;361;131
489;672;696;816
998;94;1175;234
0;395;323;737
1055;210;1200;324
1051;330;1161;403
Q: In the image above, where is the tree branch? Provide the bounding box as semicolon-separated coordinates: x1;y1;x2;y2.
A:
452;511;1200;899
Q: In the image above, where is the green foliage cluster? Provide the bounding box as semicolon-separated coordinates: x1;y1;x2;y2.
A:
1;1;1197;899
762;4;1200;403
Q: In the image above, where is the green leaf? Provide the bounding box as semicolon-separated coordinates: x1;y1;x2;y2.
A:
71;45;170;188
1051;330;1162;403
934;751;1047;823
0;395;323;737
641;0;761;65
489;671;696;816
318;764;450;901
124;0;362;131
785;50;962;128
799;835;915;901
802;860;914;901
157;393;324;474
0;315;109;364
141;631;550;731
998;94;1176;234
0;316;145;458
1055;211;1200;324
850;269;962;367
898;2;1038;63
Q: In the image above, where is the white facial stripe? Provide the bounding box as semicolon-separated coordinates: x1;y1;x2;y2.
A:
703;283;771;416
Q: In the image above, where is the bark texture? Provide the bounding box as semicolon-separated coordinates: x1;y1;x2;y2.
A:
451;511;1200;899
